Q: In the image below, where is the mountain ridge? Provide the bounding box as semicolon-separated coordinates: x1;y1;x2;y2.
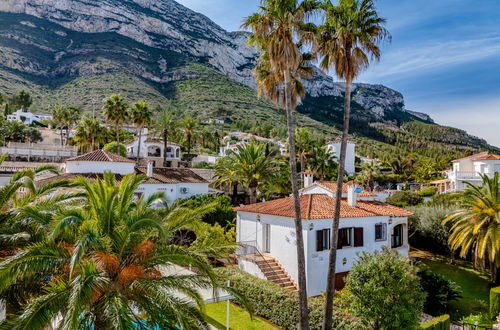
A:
0;0;498;159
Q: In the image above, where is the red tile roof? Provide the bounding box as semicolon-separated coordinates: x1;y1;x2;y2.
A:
66;150;135;163
475;154;500;160
314;181;377;197
136;167;208;184
235;194;413;219
452;152;489;162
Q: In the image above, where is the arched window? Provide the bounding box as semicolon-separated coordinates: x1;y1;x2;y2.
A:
176;148;180;158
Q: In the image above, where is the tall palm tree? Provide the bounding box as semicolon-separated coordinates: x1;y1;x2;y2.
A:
443;173;500;282
129;100;152;160
73;117;105;153
181;116;198;159
154;107;177;167
232;142;275;204
63;107;81;145
51;106;67;146
316;1;390;327
308;146;335;180
0;173;242;329
103;94;128;145
243;2;319;325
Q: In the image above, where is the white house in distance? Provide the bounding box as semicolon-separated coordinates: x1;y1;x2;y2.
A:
125;129;182;167
432;152;500;193
6;109;52;125
219;132;287;157
235;178;412;297
38;149;209;205
325;140;356;176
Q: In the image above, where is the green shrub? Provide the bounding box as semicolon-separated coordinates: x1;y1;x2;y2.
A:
103;141;127;157
386;191;424;206
461;313;494;329
418;268;461;315
490;286;500;319
214;267;361;330
420;314;450;329
418;187;438;197
174;194;235;228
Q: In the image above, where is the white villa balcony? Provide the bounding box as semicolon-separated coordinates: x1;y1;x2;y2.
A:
446;170;492;181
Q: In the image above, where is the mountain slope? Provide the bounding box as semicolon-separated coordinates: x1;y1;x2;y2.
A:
0;0;498;162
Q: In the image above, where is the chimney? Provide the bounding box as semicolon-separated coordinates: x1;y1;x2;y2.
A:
147;161;154;177
304;171;314;188
347;183;357;207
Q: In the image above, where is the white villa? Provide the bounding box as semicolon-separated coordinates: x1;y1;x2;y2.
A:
38;149;209;205
219;132;287;157
125;129;182;167
325;140;356;176
235;178;412;296
432;152;500;193
6;109;52;125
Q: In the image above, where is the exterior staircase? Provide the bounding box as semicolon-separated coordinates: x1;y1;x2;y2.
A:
248;255;298;291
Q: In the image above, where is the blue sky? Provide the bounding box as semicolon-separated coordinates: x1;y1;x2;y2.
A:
177;0;500;147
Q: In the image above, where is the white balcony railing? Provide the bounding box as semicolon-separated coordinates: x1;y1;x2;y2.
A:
446;171;491;180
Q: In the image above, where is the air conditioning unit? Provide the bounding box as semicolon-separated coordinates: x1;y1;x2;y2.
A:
180;187;189;194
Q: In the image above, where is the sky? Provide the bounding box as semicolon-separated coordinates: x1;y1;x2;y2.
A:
177;0;500;148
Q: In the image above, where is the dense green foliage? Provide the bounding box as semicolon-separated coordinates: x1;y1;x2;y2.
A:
420;314;450;330
408;205;458;254
386;191;424;207
174;194;236;229
214;267;360;330
338;247;425;329
490;286;500;319
418;268;461;315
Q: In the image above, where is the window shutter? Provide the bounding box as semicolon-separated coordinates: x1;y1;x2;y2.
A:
354;228;364;247
337;229;344;249
324;229;331;250
316;230;324;252
382;223;387;240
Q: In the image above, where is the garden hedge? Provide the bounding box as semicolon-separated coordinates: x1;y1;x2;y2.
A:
215;267;361;330
420;314;450;330
490;286;500;319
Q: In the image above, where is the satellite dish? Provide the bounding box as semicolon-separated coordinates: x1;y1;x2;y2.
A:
355;187;363;194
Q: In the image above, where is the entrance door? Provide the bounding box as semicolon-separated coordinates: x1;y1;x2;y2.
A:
262;224;271;253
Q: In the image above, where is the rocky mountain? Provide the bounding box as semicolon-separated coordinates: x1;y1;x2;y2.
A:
0;0;497;159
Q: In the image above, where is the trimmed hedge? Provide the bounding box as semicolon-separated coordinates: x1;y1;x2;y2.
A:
215;267;361;330
421;314;450;330
490;286;500;319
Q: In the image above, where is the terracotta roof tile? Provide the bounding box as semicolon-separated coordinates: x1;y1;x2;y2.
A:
475;154;500;160
66;150;135;163
315;181;377;197
136;167;208;184
452;152;489;162
235;194;413;219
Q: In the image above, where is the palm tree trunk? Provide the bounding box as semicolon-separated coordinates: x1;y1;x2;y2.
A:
163;129;168;167
284;69;309;330
249;186;257;204
116;122;120;145
60;128;64;146
187;135;191;160
232;183;238;205
323;77;353;330
136;127;142;161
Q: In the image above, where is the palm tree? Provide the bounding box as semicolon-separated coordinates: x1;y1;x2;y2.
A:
243;2;319;325
51;105;67;146
295;127;313;186
181;116;198;159
359;161;382;191
73;117;105;153
0;173;242;328
232;142;276;204
213;157;240;204
63;107;81;145
443;173;500;282
154;107;177;167
129;100;152;160
316;1;390;327
103;94;128;145
308;146;335;180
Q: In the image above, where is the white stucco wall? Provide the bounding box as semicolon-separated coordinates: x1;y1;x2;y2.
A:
66;161;135;175
137;182;209;205
327;142;356;175
237;211;409;297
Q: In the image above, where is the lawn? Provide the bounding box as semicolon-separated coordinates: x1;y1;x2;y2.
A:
415;250;491;320
205;302;280;330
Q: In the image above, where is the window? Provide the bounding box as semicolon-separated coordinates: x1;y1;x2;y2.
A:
338;227;363;249
391;224;404;248
375;223;387;241
316;229;330;252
